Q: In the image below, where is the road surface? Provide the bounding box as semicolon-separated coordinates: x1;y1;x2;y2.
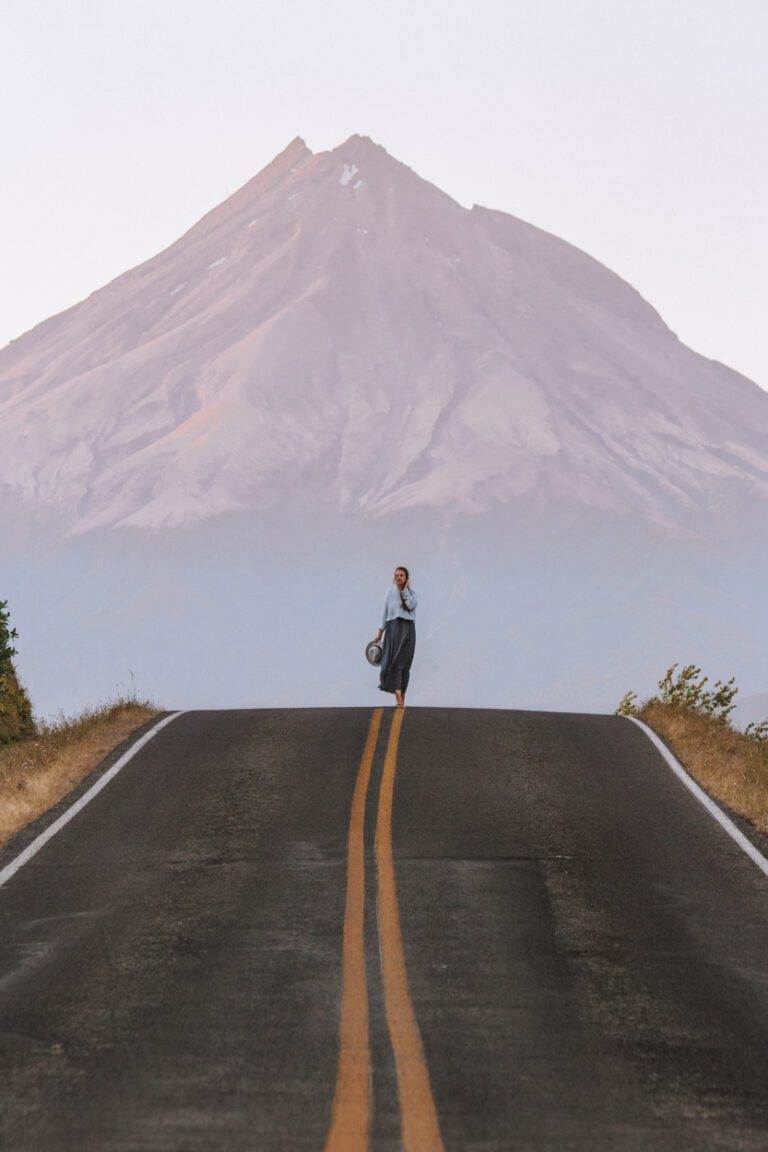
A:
2;706;768;1150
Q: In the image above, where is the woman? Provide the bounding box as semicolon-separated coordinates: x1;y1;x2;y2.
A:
376;566;417;708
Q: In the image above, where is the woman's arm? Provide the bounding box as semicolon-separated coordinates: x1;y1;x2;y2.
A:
402;584;417;610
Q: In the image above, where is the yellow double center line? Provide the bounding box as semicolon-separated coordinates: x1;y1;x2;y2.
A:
324;707;445;1152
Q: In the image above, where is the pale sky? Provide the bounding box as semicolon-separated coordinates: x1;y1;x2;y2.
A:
2;0;766;390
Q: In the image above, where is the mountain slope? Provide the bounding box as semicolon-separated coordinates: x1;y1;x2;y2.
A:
1;133;767;536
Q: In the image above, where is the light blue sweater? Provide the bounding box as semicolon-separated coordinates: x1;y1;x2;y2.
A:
380;583;417;631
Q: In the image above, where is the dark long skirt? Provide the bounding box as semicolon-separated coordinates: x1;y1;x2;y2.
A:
378;616;416;695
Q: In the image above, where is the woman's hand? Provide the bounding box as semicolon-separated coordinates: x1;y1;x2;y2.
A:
375;628;383;641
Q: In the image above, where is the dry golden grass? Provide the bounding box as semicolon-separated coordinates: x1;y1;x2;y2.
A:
639;699;768;834
0;696;159;848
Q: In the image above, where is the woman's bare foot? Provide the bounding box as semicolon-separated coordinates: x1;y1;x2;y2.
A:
395;689;404;708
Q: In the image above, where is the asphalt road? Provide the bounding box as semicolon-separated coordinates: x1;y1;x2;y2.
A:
2;706;768;1151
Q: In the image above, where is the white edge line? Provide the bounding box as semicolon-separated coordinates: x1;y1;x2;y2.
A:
625;715;768;879
0;711;185;891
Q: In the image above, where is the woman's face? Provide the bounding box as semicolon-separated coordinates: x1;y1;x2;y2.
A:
394;569;407;587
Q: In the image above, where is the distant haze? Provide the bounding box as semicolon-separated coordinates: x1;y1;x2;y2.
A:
2;0;766;391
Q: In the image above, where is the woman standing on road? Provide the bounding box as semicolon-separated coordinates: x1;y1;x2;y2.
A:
376;566;417;708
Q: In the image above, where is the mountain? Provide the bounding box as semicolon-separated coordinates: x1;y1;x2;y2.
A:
2;134;767;719
1;133;767;536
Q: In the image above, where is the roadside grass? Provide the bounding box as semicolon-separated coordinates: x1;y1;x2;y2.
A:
618;664;768;836
0;695;159;849
637;700;768;834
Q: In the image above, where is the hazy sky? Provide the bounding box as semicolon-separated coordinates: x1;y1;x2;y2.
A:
3;0;766;389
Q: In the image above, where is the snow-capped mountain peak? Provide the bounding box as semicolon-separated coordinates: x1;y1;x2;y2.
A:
1;133;767;535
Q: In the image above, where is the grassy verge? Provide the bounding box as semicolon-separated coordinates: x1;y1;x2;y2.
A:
0;695;159;849
635;699;768;835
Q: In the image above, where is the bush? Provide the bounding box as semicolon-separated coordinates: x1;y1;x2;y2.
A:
615;690;639;716
0;598;19;664
0;599;36;745
616;661;767;740
656;662;737;721
745;720;768;743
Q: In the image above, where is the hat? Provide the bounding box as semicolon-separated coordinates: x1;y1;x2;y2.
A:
365;639;383;666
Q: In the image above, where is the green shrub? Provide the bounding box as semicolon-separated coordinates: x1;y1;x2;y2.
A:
615;689;639;716
656;662;737;721
745;720;768;744
616;661;767;738
0;599;35;745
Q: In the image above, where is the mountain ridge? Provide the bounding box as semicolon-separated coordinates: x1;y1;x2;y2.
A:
2;133;767;536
